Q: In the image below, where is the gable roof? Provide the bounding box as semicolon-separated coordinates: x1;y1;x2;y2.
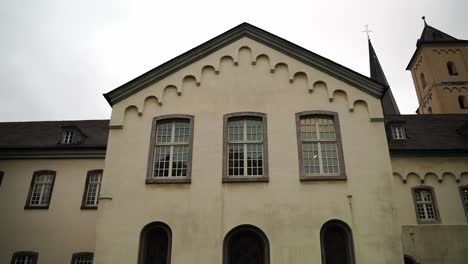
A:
0;120;109;159
104;23;385;106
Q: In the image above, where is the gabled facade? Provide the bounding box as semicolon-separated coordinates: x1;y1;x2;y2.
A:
0;22;467;264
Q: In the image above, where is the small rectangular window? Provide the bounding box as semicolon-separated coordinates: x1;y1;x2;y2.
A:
25;171;56;209
81;170;103;209
223;113;269;183
61;131;74;144
391;125;406;140
71;253;93;264
296;111;346;181
460;186;468;221
412;187;440;223
147;115;194;184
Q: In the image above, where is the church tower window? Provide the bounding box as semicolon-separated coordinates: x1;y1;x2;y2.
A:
320;220;355;264
223;225;269;264
459;96;467;109
447;61;458;76
420;73;427;88
138;222;172;264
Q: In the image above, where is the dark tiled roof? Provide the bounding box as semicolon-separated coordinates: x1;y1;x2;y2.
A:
0;120;109;149
368;39;400;115
385;115;468;155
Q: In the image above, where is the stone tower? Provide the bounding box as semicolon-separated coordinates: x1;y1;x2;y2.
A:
407;18;468;114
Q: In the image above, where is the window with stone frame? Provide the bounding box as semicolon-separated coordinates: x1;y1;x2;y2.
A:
81;170;103;209
25;170;56;209
412;186;440;223
147;115;194;184
391;124;406;140
71;252;93;264
459;186;468;221
296;111;346;181
11;251;38;264
223;113;269;183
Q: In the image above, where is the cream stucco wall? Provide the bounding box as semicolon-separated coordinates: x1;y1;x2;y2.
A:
95;37;403;263
391;156;468;264
0;159;104;263
410;45;468;114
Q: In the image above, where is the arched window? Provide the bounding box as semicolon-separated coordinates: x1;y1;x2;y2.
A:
404;255;417;264
459;96;467;109
11;251;38;264
447;61;458;76
320;220;355;264
223;225;270;264
420;73;427;88
138;222;172;264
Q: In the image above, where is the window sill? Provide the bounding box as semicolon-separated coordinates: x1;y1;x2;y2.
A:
222;176;269;183
146;177;191;184
80;206;98;210
416;219;441;224
24;205;49;210
300;175;347;181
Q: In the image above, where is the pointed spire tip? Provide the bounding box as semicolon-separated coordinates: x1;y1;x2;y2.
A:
422;16;427;26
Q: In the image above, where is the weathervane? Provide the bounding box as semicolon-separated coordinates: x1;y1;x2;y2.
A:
362;24;372;40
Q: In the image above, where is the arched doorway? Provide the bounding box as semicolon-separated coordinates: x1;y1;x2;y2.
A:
320;220;355;264
138;222;172;264
223;225;270;264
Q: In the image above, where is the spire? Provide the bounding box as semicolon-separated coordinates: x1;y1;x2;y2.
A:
368;38;400;115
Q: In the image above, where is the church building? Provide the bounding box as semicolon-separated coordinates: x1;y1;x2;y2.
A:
1;20;467;264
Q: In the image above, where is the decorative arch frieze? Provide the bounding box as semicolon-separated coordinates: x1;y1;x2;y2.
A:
114;43;378;127
394;171;468;183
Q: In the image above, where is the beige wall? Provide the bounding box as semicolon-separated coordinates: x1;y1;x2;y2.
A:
410;45;468;114
391;156;468;264
0;159;104;263
95;37;403;263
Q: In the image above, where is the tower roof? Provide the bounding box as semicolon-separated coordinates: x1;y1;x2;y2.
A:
407;17;468;70
368;39;400;115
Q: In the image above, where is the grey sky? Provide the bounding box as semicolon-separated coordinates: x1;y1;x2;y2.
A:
1;0;467;121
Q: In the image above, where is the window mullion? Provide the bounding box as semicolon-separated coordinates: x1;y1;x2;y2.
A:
316;123;323;174
39;183;45;204
168;122;176;177
243;120;248;176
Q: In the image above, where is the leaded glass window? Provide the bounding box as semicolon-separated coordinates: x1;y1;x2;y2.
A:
299;116;339;175
152;119;191;178
227;117;265;177
82;170;102;208
413;187;439;222
139;222;172;264
27;171;55;208
224;226;269;264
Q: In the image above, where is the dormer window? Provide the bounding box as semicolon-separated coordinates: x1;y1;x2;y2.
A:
61;130;74;144
447;61;458;76
391;124;406;140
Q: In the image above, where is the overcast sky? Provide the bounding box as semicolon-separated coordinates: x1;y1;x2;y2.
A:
1;0;467;121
